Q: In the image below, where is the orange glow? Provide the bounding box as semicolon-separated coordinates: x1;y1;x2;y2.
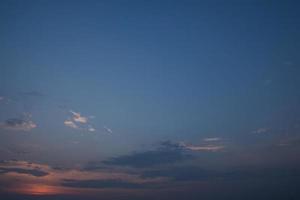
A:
10;184;64;196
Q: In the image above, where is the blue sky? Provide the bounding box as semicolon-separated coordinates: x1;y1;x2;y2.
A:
0;0;300;199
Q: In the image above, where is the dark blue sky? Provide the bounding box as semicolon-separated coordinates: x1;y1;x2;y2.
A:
0;0;300;199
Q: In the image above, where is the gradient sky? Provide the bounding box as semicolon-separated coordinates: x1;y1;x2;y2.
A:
1;0;300;199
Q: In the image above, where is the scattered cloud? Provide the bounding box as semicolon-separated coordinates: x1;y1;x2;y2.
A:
142;165;300;182
102;141;192;168
0;160;166;195
103;126;113;134
142;166;215;181
64;120;78;129
252;128;269;134
0;166;48;177
277;136;300;147
203;137;222;142
64;110;96;132
180;142;224;152
101;140;226;169
20;91;45;97
88;127;96;132
70;111;88;124
62;179;145;189
0;161;50;177
0;118;37;131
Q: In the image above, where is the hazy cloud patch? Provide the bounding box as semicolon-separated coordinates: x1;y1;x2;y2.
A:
252;128;269;134
0;118;37;131
20;91;45;97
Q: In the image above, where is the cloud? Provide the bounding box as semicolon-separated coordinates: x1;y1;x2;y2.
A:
0;167;48;177
0;161;49;177
64;120;78;129
62;179;145;189
20;91;45;97
101;140;224;169
64;110;96;132
88;127;96;132
102;141;192;168
142;166;215;181
142;166;300;182
203;137;222;142
70;111;88;124
0;160;165;195
252;128;269;134
180;142;224;152
103;126;113;134
277;136;300;147
0;96;4;101
0;118;37;131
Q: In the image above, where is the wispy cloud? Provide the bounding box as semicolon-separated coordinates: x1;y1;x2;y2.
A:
203;137;222;142
252;128;269;134
180;143;224;152
0;118;37;131
103;126;113;134
20;91;45;97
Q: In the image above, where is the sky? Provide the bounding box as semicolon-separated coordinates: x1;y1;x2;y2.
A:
0;0;300;199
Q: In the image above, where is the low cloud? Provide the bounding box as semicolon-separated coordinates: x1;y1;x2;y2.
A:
141;165;300;182
0;118;37;131
62;179;145;189
0;161;49;177
102;141;192;168
0;167;48;177
0;160;165;195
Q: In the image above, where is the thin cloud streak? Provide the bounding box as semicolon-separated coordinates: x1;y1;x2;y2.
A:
252;128;269;134
180;142;224;152
104;126;113;134
203;137;222;142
